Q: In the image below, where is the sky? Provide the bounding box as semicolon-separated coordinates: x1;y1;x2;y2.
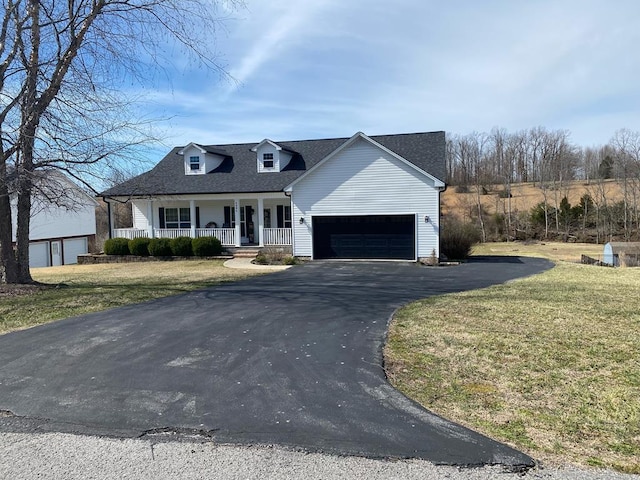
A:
138;0;640;158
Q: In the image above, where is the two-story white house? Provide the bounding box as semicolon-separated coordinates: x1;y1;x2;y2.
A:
10;170;97;268
100;131;446;261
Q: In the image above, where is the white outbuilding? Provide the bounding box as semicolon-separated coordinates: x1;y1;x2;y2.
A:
602;242;640;267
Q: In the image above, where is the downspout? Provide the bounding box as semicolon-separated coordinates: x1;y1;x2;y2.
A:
284;190;294;256
104;197;113;239
438;184;447;260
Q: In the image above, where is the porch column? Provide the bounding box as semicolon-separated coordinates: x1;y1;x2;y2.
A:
257;197;264;247
147;199;154;238
190;200;196;238
233;198;241;247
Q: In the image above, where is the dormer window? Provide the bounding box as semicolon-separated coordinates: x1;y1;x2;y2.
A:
180;143;225;175
253;139;294;173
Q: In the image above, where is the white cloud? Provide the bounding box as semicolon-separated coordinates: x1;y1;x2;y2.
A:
227;0;337;89
133;0;640;155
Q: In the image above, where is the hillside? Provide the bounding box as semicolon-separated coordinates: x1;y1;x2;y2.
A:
442;179;625;219
441;179;637;243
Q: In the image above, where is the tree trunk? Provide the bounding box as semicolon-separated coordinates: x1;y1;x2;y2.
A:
14;133;36;283
0;155;18;284
13;136;36;282
15;174;33;283
475;186;486;242
10;0;40;284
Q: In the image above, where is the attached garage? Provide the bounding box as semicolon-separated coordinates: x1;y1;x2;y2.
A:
312;215;415;260
284;132;446;261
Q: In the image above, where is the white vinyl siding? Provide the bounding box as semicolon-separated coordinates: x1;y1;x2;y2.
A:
291;138;440;259
21;188;96;242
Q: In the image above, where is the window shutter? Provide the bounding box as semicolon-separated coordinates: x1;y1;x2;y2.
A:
276;205;284;228
196;207;200;228
159;208;165;228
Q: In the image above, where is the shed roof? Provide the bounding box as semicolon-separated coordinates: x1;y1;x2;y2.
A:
604;242;640;254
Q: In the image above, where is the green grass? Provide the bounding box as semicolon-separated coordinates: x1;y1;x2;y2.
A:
0;260;263;333
385;242;640;472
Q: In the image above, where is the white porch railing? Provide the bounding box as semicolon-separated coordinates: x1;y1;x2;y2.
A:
263;228;292;245
154;228;191;239
113;228;148;239
195;228;236;246
111;228;237;246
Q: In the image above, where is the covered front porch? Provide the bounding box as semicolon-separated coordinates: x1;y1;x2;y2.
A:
109;193;293;247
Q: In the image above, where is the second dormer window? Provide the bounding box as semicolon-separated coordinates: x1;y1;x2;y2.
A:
263;153;274;168
189;156;200;171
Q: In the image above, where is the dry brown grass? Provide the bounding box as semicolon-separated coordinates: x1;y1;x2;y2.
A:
472;241;603;262
32;260;255;285
0;260;264;334
386;243;640;473
443;179;625;219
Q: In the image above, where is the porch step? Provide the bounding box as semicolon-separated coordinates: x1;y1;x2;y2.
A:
228;247;261;259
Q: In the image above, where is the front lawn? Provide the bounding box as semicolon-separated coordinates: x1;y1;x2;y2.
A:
0;260;264;334
385;242;640;473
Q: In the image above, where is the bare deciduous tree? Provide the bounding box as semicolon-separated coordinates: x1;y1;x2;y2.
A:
0;0;241;284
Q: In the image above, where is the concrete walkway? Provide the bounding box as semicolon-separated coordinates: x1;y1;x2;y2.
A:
223;257;292;270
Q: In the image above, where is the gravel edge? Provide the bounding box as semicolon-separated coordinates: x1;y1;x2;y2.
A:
1;432;638;480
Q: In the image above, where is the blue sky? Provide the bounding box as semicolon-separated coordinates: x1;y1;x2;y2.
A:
140;0;640;156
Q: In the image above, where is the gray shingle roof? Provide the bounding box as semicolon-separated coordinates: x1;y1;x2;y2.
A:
100;131;445;197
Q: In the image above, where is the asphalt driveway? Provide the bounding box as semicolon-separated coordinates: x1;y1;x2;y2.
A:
0;257;552;468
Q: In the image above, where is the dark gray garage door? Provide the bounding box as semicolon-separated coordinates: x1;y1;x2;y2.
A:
312;215;415;260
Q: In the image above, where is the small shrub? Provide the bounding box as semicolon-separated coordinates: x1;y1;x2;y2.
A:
254;253;268;265
128;237;151;256
422;248;439;266
486;213;506;241
261;246;286;264
104;237;131;255
192;236;222;256
148;238;172;256
440;217;481;260
170;236;193;256
454;184;470;193
283;256;299;265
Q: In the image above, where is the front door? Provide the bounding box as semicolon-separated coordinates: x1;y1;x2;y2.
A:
241;206;255;244
51;241;62;266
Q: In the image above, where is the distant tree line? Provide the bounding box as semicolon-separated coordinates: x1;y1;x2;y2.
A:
446;128;640;243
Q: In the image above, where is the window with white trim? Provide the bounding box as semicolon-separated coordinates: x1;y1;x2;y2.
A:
276;205;292;228
189;156;200;171
284;205;292;228
165;207;191;228
263;153;274;168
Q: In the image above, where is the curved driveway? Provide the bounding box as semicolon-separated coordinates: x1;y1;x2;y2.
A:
0;256;552;468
